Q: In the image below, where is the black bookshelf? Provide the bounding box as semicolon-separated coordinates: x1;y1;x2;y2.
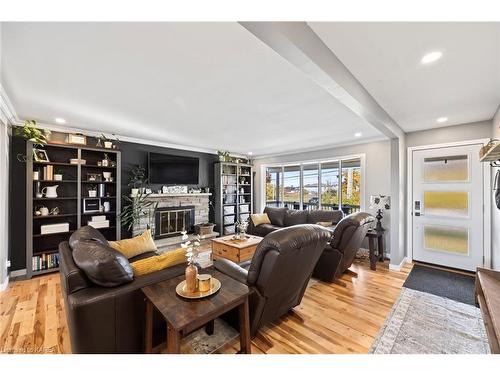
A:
26;142;121;278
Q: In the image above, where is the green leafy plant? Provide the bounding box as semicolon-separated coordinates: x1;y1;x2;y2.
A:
14;120;51;148
120;191;158;231
128;165;148;189
217;150;231;162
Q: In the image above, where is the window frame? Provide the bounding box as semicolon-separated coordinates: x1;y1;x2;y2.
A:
260;153;365;212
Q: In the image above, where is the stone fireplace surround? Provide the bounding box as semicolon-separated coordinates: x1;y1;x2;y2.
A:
132;193;213;248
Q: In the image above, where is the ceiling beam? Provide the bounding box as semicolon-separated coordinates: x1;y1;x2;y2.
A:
240;22;404;139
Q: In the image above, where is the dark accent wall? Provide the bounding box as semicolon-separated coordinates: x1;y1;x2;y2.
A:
118;141;218;238
9;136;217;271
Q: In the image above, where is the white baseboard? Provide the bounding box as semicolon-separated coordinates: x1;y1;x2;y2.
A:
0;276;9;291
389;257;408;272
9;269;27;278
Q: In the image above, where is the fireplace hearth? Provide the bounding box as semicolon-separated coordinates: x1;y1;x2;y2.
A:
154;206;195;239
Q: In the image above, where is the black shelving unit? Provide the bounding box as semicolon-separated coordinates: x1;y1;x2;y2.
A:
214;162;253;235
26;142;121;278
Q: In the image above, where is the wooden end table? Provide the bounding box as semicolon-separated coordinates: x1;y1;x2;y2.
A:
211;235;263;263
141;269;252;354
366;229;386;270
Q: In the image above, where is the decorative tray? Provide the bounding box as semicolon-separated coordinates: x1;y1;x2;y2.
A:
175;278;221;299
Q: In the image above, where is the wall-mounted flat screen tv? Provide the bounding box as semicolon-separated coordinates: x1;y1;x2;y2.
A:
148;152;199;184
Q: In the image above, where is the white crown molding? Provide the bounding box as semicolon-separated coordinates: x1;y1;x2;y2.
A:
0;84;18;126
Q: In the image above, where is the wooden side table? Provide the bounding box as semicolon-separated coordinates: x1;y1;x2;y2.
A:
141;269;252;354
211;235;263;263
366;229;385;271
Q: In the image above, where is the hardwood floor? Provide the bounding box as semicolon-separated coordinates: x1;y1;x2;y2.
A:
0;258;412;354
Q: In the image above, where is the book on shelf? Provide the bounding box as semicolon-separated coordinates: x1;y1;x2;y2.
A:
32;253;59;272
43;165;54;180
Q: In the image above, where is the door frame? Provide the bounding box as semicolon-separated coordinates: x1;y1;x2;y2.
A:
406;139;491;268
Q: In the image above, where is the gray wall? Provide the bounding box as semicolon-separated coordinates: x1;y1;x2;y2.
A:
253;139;393;254
406;120;492;147
491;106;500;270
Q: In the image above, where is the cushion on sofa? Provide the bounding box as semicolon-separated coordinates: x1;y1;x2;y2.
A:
109;229;157;259
307;210;343;225
131;248;187;277
284;209;308;226
69;225;109;250
72;239;134;287
263;207;288;227
251;213;271;226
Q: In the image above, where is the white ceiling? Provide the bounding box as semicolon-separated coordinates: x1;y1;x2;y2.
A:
1;22;383;156
309;22;500;132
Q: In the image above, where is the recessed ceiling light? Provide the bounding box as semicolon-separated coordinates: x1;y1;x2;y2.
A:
54;117;66;124
436;117;448;123
421;51;443;64
354;132;362;137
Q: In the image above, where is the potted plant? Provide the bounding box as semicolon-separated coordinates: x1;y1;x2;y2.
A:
13;120;51;162
88;185;97;197
128;165;147;196
120;191;158;232
217;150;231;162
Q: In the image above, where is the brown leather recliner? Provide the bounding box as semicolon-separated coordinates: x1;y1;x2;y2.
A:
313;212;374;282
59;227;186;353
215;224;331;337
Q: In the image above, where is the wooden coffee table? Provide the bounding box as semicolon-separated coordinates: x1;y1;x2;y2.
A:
141;269;252;354
211;235;263;263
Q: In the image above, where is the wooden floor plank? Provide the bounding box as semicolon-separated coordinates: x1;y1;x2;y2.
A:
0;258;411;354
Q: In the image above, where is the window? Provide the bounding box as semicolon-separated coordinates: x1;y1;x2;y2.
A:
302;164;319;210
320;161;339;210
283;165;301;209
265;167;283;207
264;156;363;214
341;159;361;213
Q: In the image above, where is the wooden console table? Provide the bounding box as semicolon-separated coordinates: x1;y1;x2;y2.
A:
141;269;252;354
475;267;500;353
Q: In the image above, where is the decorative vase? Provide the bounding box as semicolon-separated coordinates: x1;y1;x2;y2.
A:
185;264;198;293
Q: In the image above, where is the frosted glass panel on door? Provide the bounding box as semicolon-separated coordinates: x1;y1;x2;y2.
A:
424;191;469;217
423;155;468;182
424;225;469;255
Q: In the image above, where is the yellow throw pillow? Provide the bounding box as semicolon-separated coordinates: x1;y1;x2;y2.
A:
251;213;271;226
316;221;333;227
131;248;186;277
109;229;157;259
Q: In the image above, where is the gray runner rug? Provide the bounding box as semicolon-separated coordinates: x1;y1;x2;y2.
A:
370;287;490;354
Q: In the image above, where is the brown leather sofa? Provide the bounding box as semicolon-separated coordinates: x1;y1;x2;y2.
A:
215;224;331;337
312;212;374;282
248;206;344;237
59;227;186;353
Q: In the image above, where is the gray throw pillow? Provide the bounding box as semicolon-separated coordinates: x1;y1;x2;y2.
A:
72;239;134;287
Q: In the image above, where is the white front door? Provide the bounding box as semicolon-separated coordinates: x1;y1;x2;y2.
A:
412;144;484;271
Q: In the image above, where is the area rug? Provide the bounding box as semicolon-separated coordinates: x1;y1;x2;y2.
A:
182;318;239;354
403;264;476;305
369;287;490;354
